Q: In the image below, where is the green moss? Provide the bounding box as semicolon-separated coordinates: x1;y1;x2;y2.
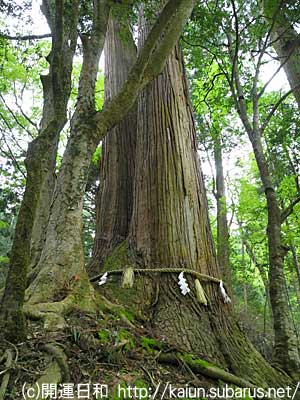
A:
104;242;129;271
97;329;111;345
118;309;134;322
181;353;211;368
140;337;162;353
116;329;135;351
134;379;148;387
72;272;96;313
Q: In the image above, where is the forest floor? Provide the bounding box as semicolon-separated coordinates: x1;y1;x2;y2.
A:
1;303;217;400
0;291;297;400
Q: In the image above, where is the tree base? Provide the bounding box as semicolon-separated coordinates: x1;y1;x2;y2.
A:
94;242;294;388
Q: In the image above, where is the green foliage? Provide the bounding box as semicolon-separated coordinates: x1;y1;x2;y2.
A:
181;353;211;368
0;39;51;285
92;145;102;165
95;73;105;111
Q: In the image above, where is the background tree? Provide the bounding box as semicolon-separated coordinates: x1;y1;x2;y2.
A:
264;0;300;107
182;0;300;377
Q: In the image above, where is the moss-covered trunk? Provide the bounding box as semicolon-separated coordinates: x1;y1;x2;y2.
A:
24;0;111;309
0;0;78;342
90;15;137;275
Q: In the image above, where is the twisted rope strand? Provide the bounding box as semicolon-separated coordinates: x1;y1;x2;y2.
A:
90;267;221;284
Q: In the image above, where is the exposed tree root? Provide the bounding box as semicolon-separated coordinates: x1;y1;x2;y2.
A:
24;298;72;331
24;287;97;331
43;344;70;382
0;349;13;400
157;352;297;399
158;352;259;389
22;344;69;400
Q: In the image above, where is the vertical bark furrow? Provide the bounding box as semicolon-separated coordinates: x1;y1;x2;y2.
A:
131;46;217;277
90;14;137;274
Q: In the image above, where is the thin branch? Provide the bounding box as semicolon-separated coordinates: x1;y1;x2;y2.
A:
13;82;38;130
281;196;300;224
227;32;253;135
195;72;225;108
200;120;217;198
0;93;33;137
0;111;27;153
258;45;298;99
0;33;52;41
251;2;283;119
228;202;235;228
230;0;239;88
0;128;26;178
180;38;232;102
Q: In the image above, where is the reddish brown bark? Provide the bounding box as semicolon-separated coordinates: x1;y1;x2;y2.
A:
90;15;137;275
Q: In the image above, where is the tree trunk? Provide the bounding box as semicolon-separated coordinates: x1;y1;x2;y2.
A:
249;130;300;379
89;15;137;275
272;26;300;107
241;238;248;312
24;3;110;307
287;252;300;310
264;0;300;107
0;0;78;342
213;136;231;289
237;220;269;290
291;243;300;289
96;14;290;386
